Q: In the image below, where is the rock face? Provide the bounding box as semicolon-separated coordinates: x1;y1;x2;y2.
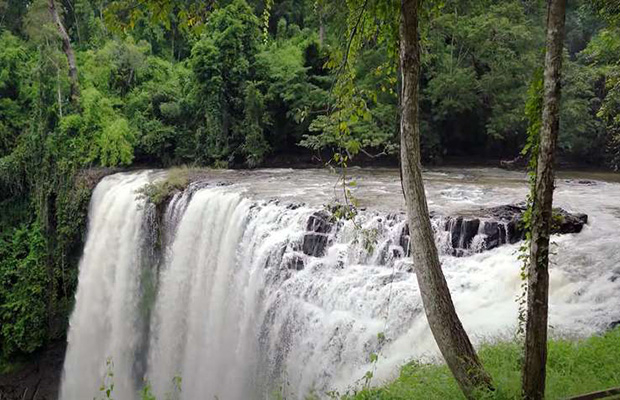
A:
479;203;587;240
404;204;588;257
448;217;480;249
300;204;587;260
286;254;305;271
302;211;333;257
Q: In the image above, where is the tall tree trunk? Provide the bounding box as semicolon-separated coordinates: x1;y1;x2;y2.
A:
399;0;493;398
522;0;567;399
48;0;80;106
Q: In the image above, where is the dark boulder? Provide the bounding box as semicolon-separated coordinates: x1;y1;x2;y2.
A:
286;254;305;271
302;211;332;257
553;209;588;234
447;217;480;249
480;221;508;250
478;204;586;243
398;203;588;257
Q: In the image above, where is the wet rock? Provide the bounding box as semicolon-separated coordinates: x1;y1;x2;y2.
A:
479;204;586;240
374;242;391;266
286;203;302;210
480;221;505;250
401;204;587;257
286;254;305;271
448;217;480;249
452;248;467;257
399;224;410;257
553;210;588;234
302;211;332;257
564;179;598;186
610;320;620;330
482;204;527;220
479;204;526;244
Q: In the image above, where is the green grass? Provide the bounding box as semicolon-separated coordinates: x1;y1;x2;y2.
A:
136;167;191;206
350;328;620;400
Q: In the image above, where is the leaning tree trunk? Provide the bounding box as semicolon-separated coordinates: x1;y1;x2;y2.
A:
522;0;567;399
48;0;80;106
399;0;493;398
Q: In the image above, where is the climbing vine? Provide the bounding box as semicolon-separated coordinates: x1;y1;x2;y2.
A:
516;68;543;338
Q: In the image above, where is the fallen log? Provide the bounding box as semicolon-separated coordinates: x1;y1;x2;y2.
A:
566;387;620;400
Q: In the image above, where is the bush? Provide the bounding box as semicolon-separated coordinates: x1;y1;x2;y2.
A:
136;167;190;206
0;223;49;357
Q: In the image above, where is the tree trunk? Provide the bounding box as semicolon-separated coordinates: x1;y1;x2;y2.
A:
399;0;493;398
522;0;567;399
48;0;80;106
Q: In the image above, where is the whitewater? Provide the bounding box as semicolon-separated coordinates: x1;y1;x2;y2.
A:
59;168;620;400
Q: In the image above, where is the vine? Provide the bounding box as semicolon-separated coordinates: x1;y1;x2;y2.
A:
516;68;543;338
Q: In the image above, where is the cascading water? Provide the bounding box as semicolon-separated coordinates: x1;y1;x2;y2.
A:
60;169;620;400
60;172;154;400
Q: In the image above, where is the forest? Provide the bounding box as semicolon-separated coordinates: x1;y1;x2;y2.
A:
1;0;620;399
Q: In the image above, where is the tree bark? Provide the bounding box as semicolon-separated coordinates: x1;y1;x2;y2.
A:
48;0;80;106
399;0;493;398
522;0;567;399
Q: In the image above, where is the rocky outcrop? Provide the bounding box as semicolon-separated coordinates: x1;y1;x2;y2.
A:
402;204;588;257
448;217;480;249
302;211;333;257
479;203;587;239
299;204;587;261
285;254;305;271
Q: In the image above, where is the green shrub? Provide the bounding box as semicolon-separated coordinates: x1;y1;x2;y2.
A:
0;222;49;357
136;167;190;206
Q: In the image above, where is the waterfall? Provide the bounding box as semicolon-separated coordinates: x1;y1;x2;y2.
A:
60;172;154;400
60;171;620;400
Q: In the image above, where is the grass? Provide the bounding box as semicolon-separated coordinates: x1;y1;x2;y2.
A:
136;167;191;206
350;328;620;400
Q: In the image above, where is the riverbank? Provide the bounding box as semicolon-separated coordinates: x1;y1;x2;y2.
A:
351;327;620;400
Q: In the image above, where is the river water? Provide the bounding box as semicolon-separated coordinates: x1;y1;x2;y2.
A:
59;167;620;400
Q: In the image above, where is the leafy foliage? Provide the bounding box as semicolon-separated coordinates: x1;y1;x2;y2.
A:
0;222;48;356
